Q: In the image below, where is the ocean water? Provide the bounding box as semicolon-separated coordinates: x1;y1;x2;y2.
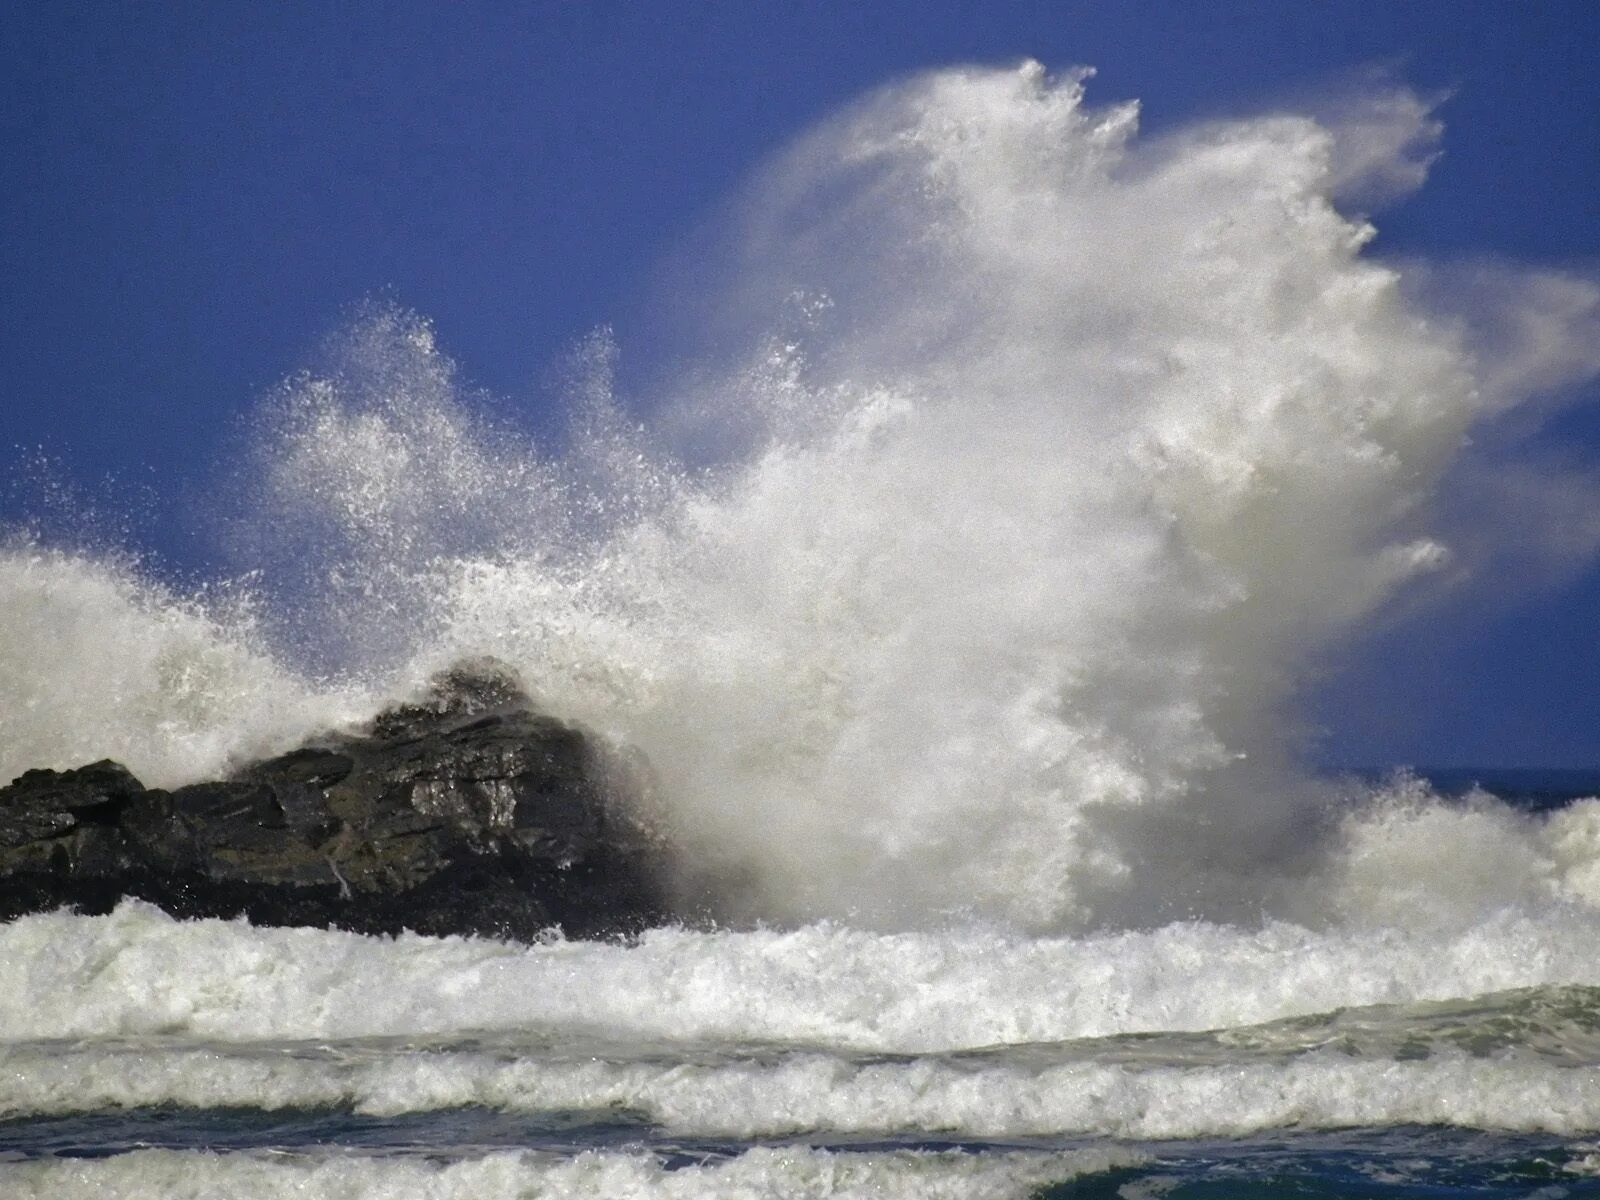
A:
5;62;1600;1197
4;898;1600;1195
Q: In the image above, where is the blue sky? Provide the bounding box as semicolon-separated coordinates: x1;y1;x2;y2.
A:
4;2;1599;766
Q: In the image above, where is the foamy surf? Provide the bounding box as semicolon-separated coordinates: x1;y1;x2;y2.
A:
6;58;1600;1196
5;1027;1600;1139
5;901;1600;1049
0;1145;1140;1200
1;904;1600;1140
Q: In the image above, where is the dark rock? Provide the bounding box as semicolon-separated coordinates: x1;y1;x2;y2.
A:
0;660;673;941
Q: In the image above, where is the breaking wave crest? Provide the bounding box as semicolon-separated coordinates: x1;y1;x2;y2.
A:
4;905;1600;1139
4;62;1600;933
0;1145;1138;1200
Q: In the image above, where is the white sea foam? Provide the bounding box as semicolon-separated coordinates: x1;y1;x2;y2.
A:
5;1037;1598;1138
3;63;1599;932
2;902;1599;1051
0;1145;1135;1200
2;902;1600;1135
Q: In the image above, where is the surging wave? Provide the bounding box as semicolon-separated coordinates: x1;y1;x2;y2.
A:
2;901;1598;1052
0;1145;1138;1200
4;62;1600;933
4;906;1600;1138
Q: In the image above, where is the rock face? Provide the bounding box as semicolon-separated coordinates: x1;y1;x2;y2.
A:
0;661;672;941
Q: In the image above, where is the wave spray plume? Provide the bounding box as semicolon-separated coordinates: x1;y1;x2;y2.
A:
4;62;1599;934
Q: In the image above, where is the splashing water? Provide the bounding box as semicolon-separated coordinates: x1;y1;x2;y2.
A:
3;63;1599;934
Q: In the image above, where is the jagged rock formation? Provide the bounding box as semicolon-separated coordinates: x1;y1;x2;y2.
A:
0;660;672;941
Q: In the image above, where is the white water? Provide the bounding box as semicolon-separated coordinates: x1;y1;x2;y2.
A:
4;64;1599;935
10;1037;1600;1138
0;1145;1140;1200
3;902;1600;1050
5;70;1600;1177
11;65;1600;1200
2;902;1600;1140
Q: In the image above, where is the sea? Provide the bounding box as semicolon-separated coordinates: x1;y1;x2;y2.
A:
5;61;1600;1197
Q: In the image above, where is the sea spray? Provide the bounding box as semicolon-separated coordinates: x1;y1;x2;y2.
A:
0;541;364;789
4;62;1600;933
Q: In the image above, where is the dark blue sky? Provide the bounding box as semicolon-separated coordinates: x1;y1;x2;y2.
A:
4;2;1599;766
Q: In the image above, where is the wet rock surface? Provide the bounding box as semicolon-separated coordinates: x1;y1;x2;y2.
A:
0;661;672;941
